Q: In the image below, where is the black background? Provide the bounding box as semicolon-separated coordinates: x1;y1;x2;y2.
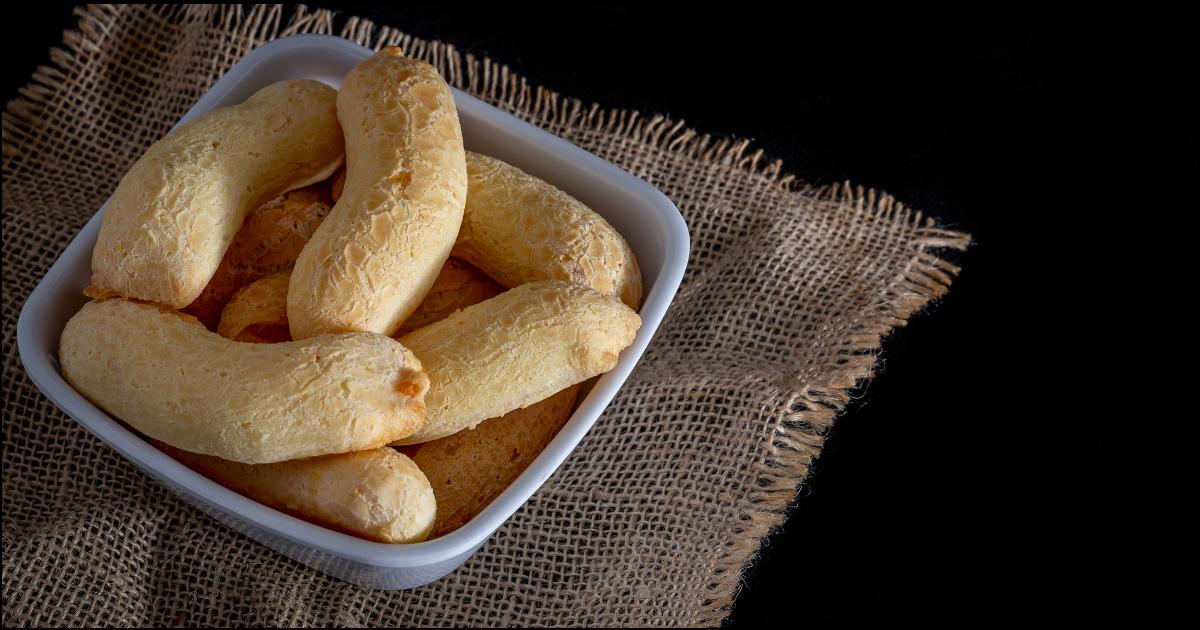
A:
3;4;1191;625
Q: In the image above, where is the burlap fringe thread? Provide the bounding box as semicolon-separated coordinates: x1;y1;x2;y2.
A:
1;4;970;624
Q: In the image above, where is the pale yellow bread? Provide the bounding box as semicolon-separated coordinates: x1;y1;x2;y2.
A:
289;47;467;339
398;384;579;537
59;299;428;464
196;265;594;537
395;257;503;335
217;273;292;343
455;151;643;309
394;280;641;445
191;289;435;544
88;79;344;308
183;187;331;329
156;442;436;543
217;258;502;341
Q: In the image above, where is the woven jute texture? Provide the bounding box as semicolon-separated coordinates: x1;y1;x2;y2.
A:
1;4;969;627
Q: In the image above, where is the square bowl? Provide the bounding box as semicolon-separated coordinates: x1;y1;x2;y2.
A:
15;34;689;590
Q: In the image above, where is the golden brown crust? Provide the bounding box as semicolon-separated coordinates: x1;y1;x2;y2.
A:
400;385;579;537
88;79;344;308
158;442;436;543
455;151;644;309
289;48;467;339
212;257;503;341
196;278;635;448
60;299;428;463
217;273;292;343
394;281;641;445
183;187;331;329
395;257;503;335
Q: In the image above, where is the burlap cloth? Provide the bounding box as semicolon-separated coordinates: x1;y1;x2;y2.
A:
1;4;969;627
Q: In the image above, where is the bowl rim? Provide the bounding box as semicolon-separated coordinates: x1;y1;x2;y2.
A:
15;33;690;567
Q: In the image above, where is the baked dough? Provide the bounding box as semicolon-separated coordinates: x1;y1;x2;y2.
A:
394;280;640;444
395;257;503;335
60;299;428;463
455;151;643;308
217;273;292;343
288;47;467;339
183;187;331;329
157;442;436;543
88;79;343;308
400;384;579;537
216;257;503;341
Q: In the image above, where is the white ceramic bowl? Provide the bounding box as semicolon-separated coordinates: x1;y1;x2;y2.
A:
16;34;689;589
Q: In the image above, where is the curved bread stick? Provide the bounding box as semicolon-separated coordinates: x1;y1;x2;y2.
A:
454;151;643;308
60;299;427;463
157;442;436;543
289;48;467;339
395;281;640;444
89;79;343;308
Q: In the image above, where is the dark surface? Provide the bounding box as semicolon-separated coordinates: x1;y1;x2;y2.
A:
4;4;1189;624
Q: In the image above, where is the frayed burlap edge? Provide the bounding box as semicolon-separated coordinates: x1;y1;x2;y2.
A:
1;4;970;624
